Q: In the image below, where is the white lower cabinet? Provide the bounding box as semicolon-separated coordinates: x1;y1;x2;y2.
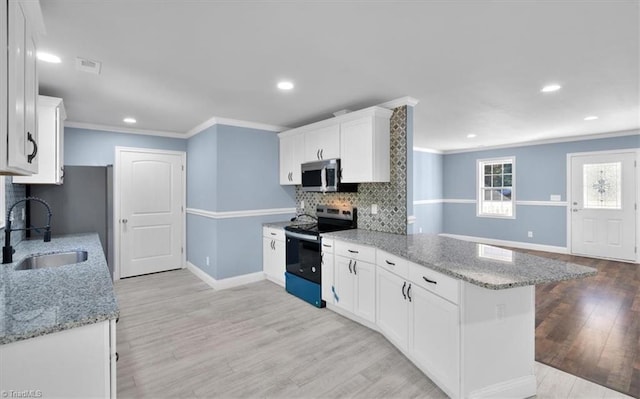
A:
333;254;376;323
321;244;335;303
377;267;460;397
326;240;536;399
0;320;116;398
410;283;459;397
376;267;409;350
262;227;285;286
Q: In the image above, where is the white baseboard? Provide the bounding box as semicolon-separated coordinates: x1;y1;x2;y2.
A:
186;261;266;290
468;375;537;399
439;233;568;254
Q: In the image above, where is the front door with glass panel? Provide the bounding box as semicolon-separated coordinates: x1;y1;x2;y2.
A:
570;151;637;261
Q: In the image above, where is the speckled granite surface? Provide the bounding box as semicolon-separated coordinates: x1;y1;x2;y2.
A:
262;221;290;229
0;233;119;345
322;230;597;290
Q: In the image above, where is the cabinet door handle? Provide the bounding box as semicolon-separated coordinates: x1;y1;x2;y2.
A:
320;149;324;159
347;249;359;254
422;276;437;285
321;253;324;265
353;260;357;275
348;259;352;274
407;284;412;302
385;260;395;266
122;219;128;224
27;132;38;164
402;281;407;299
60;167;65;181
317;149;320;160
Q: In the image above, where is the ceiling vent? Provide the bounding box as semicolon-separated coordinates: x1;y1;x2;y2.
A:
75;57;102;75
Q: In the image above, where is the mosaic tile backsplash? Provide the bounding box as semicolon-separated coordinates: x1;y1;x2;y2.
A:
296;106;408;235
3;178;27;247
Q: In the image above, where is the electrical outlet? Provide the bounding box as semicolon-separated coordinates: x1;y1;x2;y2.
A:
206;256;210;266
371;204;378;215
527;231;533;238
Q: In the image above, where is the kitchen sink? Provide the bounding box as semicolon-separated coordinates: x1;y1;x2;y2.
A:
14;251;89;271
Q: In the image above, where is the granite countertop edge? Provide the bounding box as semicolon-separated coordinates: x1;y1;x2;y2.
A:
1;233;119;345
322;230;598;290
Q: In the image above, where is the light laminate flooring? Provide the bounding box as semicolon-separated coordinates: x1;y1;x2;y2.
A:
115;269;632;398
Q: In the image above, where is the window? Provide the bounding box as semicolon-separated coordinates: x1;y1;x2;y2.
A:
477;157;515;218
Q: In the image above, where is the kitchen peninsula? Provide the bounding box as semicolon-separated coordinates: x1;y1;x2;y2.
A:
321;229;597;399
0;233;118;398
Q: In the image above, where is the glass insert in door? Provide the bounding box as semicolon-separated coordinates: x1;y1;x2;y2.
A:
583;162;622;209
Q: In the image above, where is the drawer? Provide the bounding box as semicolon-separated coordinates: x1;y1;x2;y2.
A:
376;250;409;279
334;240;375;264
321;238;335;253
263;226;285;241
408;262;459;305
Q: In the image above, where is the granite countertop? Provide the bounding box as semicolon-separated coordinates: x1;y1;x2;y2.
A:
322;230;597;290
262;221;291;229
0;233;119;345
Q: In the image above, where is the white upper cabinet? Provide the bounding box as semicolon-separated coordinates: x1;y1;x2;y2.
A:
340;109;392;183
1;0;44;176
279;132;304;185
15;96;66;185
304;124;340;162
278;106;393;185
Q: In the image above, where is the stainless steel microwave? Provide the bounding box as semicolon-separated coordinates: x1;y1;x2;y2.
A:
301;159;357;193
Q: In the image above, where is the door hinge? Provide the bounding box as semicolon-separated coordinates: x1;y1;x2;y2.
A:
181;247;184;254
182;165;185;171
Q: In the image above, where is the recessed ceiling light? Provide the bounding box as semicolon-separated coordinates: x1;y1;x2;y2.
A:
37;52;61;63
277;81;294;90
467;134;477;138
541;84;562;93
123;117;137;124
584;116;598;121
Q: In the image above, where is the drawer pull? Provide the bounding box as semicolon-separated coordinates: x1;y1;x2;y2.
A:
385;260;395;266
271;232;277;236
348;249;359;254
323;244;332;247
423;276;438;285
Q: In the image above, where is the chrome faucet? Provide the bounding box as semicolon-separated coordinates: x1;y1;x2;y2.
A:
2;197;52;264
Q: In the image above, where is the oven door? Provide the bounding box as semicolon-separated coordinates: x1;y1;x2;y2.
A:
285;230;322;284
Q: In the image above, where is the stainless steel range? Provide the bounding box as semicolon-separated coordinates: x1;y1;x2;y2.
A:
284;205;357;307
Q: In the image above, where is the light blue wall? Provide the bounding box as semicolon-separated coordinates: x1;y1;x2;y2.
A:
216;125;296;211
441;132;639;247
413;150;444;234
186;125;218;211
186;124;296;280
64;127;187;166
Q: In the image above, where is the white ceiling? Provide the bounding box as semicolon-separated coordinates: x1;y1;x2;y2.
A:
37;0;639;151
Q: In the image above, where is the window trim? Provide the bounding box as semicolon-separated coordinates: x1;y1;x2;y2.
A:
476;156;516;219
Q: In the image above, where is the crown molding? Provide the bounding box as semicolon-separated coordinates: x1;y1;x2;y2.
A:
413;147;443;154
186;116;288;138
443;129;639;154
64;121;186;139
378;96;420;109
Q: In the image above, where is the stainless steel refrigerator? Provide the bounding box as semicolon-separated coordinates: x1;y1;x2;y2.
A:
28;166;114;278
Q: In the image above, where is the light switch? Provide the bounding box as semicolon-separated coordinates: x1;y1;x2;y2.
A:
371;204;378;215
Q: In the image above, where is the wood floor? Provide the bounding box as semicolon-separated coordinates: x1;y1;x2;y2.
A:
115;269;632;398
530;251;639;398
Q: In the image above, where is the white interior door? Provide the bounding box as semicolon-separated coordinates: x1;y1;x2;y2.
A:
570;151;637;261
118;149;185;278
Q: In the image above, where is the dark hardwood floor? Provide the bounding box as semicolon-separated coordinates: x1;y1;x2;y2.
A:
525;250;639;398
